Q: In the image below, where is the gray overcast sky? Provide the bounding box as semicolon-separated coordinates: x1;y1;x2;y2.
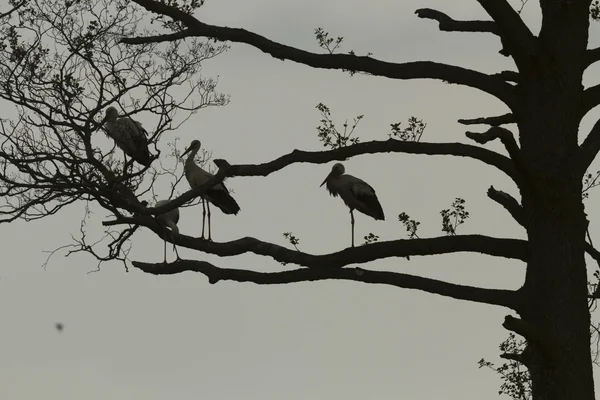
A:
2;0;600;399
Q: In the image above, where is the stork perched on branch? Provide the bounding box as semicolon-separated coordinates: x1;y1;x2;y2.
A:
321;163;385;247
154;199;181;263
104;106;153;167
181;139;240;241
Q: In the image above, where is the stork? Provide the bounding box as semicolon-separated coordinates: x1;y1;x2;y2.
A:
181;139;240;241
154;199;181;263
320;162;385;247
104;106;152;168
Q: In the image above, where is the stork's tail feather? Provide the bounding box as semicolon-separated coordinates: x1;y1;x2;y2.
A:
132;148;153;167
206;189;241;215
358;193;385;221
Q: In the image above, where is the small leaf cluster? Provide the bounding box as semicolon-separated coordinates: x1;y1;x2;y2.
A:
389;117;426;142
441;198;469;236
314;27;343;54
315;103;362;149
398;212;420;239
478;333;531;400
362;232;379;245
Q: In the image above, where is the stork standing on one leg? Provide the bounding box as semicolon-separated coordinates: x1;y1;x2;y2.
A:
181;139;240;241
154;199;181;263
320;163;385;247
104;106;153;168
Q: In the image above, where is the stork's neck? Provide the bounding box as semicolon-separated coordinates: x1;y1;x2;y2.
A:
184;147;199;170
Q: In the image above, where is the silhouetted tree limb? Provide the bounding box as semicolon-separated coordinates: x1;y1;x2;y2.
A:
415;8;498;34
474;0;536;66
121;0;517;106
465;127;529;181
458;113;515;126
466;126;522;161
487;186;525;225
130;138;520;217
131;259;520;309
585;47;600;68
103;215;529;265
580;114;600;168
215;139;518;181
414;8;514;57
486;186;600;268
494;70;520;83
582;85;600;119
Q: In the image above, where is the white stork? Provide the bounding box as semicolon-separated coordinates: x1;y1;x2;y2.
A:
181;139;240;241
154;199;181;263
320;162;385;247
104;106;152;167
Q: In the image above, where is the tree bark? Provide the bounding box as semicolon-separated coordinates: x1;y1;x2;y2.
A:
516;2;595;399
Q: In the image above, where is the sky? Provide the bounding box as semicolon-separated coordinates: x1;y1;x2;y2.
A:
2;0;600;399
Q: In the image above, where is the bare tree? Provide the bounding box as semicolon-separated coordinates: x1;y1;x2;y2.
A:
3;0;600;399
0;0;228;268
107;1;600;399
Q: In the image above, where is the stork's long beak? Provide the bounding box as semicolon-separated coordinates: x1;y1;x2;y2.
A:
181;145;193;159
320;172;333;187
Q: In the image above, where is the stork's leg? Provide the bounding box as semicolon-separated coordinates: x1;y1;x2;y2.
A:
173;242;180;260
163;237;167;264
207;201;212;241
201;198;206;240
350;209;355;248
171;230;180;260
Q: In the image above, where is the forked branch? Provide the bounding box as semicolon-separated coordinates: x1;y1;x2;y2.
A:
132;259;520;309
465;126;527;178
122;0;516;106
474;0;536;66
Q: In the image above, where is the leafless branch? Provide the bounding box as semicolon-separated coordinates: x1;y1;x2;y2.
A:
131;259;520;309
120;0;517;107
474;0;536;66
415;8;498;34
458;113;515;126
0;0;228;267
103;213;528;266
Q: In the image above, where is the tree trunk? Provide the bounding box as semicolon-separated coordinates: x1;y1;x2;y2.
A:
514;2;596;398
516;3;595;396
520;178;594;400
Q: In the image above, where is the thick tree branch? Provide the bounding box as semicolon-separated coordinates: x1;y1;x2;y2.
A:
221;139;518;182
579;116;600;169
493;70;520;83
486;186;600;267
415;8;498;34
414;8;515;57
465;127;528;179
135;139;520;218
122;0;516;106
487;186;525;226
458;113;515;126
582;85;600;124
132;260;519;309
585;48;600;68
474;0;536;65
105;215;529;266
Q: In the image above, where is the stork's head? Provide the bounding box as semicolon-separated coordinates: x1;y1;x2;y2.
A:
181;139;201;158
104;106;119;122
320;163;345;187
